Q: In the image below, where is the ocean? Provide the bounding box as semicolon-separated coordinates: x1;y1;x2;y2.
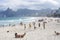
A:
0;17;36;26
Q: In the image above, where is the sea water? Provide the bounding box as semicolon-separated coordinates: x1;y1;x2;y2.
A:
0;17;36;26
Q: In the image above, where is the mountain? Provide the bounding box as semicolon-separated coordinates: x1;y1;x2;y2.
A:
16;8;52;17
38;8;52;16
0;8;53;18
0;8;16;18
52;8;60;17
16;9;38;17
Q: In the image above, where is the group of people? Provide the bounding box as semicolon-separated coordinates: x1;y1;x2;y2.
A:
15;19;47;38
19;19;47;31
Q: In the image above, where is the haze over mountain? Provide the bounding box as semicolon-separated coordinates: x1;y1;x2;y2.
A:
0;8;53;18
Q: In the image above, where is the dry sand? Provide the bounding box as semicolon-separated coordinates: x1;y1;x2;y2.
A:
0;17;60;40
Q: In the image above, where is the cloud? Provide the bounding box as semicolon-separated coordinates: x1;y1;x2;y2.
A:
0;0;60;10
48;0;59;6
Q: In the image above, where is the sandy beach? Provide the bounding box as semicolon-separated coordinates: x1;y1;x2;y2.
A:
0;17;60;40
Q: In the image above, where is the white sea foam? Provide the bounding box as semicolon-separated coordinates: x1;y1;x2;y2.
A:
0;17;36;26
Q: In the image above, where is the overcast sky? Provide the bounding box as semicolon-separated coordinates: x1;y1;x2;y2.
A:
0;0;60;10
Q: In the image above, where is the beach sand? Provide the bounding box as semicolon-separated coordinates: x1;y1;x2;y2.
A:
0;17;60;40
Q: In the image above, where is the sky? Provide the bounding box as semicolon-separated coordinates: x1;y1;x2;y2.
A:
0;0;60;10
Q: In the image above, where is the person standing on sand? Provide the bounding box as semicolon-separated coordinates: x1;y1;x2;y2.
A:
29;23;32;29
38;19;44;28
38;23;40;27
20;22;23;26
33;22;36;29
43;22;47;29
24;24;26;30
